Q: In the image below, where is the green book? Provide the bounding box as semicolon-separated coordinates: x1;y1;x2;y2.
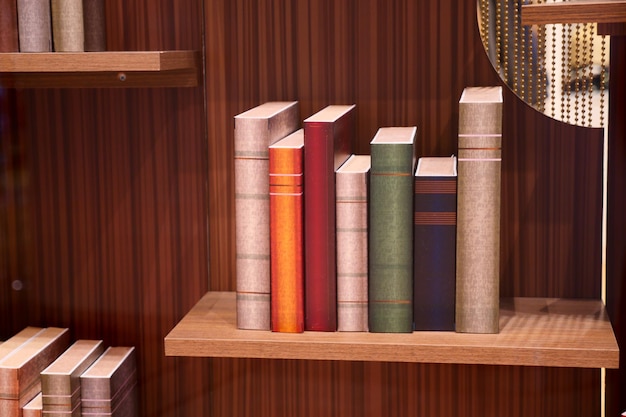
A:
368;126;417;333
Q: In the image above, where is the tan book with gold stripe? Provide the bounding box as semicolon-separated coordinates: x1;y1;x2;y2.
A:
455;86;503;334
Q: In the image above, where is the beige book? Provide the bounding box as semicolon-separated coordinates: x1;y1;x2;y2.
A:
41;340;104;411
456;86;503;334
0;328;45;362
0;327;70;417
80;347;137;415
51;0;84;51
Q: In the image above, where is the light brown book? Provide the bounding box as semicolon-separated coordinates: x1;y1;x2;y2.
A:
336;154;371;332
41;340;104;412
0;327;70;417
234;101;300;330
22;392;42;417
16;0;52;51
0;328;45;362
455;86;503;334
51;0;84;51
80;347;137;416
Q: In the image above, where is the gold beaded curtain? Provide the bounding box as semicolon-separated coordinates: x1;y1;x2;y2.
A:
478;0;609;127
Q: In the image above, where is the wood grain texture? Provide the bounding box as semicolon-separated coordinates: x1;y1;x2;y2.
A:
165;291;619;369
521;0;626;25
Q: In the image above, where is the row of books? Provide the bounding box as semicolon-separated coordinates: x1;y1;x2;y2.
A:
0;0;106;52
234;86;503;334
0;327;137;417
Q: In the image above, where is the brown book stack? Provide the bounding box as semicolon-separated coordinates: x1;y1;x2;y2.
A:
40;340;104;416
80;347;137;417
0;327;70;417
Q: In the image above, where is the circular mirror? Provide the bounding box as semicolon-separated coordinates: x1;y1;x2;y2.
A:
477;0;609;128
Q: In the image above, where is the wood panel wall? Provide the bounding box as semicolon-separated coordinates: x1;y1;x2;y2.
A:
0;0;614;416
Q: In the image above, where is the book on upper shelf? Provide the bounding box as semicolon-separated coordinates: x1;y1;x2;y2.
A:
336;154;371;332
22;392;42;417
80;346;137;417
51;0;84;52
303;104;355;332
0;327;70;417
17;0;52;52
0;0;19;52
82;0;106;51
413;156;457;331
234;101;300;331
369;127;417;333
40;339;104;414
456;86;503;334
269;129;305;333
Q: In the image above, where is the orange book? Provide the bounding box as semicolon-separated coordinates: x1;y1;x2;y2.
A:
269;129;305;333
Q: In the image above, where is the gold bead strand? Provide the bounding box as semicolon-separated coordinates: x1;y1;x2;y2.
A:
564;23;571;124
514;0;521;96
574;23;581;125
600;33;607;127
496;0;502;74
551;19;557;118
587;23;594;127
503;0;510;84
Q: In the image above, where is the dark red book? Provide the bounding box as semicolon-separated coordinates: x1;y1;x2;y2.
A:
413;156;457;331
0;0;19;51
303;104;355;331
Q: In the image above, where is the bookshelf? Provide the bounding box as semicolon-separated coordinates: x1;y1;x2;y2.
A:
164;291;619;369
0;50;200;88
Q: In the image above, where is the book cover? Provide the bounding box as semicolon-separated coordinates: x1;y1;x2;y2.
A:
16;0;52;52
413;156;457;331
0;0;19;51
234;101;300;331
82;0;106;51
51;0;85;51
22;393;42;417
41;339;104;412
336;154;371;332
0;327;70;417
269;129;305;333
369;126;417;333
0;328;44;361
455;86;503;334
303;104;355;331
80;346;137;416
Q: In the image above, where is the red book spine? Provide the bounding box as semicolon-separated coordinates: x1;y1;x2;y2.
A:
303;105;355;331
269;130;304;333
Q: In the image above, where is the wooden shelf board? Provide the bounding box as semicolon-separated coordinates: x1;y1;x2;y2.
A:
164;291;619;369
522;0;626;25
0;51;201;88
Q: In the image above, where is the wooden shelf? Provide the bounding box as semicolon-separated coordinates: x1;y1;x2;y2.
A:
164;291;619;368
521;0;626;25
0;50;201;88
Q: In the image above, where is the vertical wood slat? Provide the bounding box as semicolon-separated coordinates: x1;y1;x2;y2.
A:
203;0;604;416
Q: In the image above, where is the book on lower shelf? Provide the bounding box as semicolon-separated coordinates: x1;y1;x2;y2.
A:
40;339;104;415
269;129;305;333
368;126;417;333
336;154;371;332
0;327;70;417
16;0;53;52
413;156;457;331
455;86;503;334
234;101;300;331
22;393;42;417
0;0;19;52
303;104;355;332
80;346;137;417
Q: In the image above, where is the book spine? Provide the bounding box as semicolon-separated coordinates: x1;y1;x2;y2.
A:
303;111;354;331
369;136;416;333
234;104;299;330
16;0;52;52
82;0;105;51
51;0;85;51
413;176;457;331
336;161;369;331
22;393;42;417
456;88;503;334
0;0;19;51
269;142;304;333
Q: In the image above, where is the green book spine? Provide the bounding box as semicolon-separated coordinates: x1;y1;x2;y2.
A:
368;127;417;333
